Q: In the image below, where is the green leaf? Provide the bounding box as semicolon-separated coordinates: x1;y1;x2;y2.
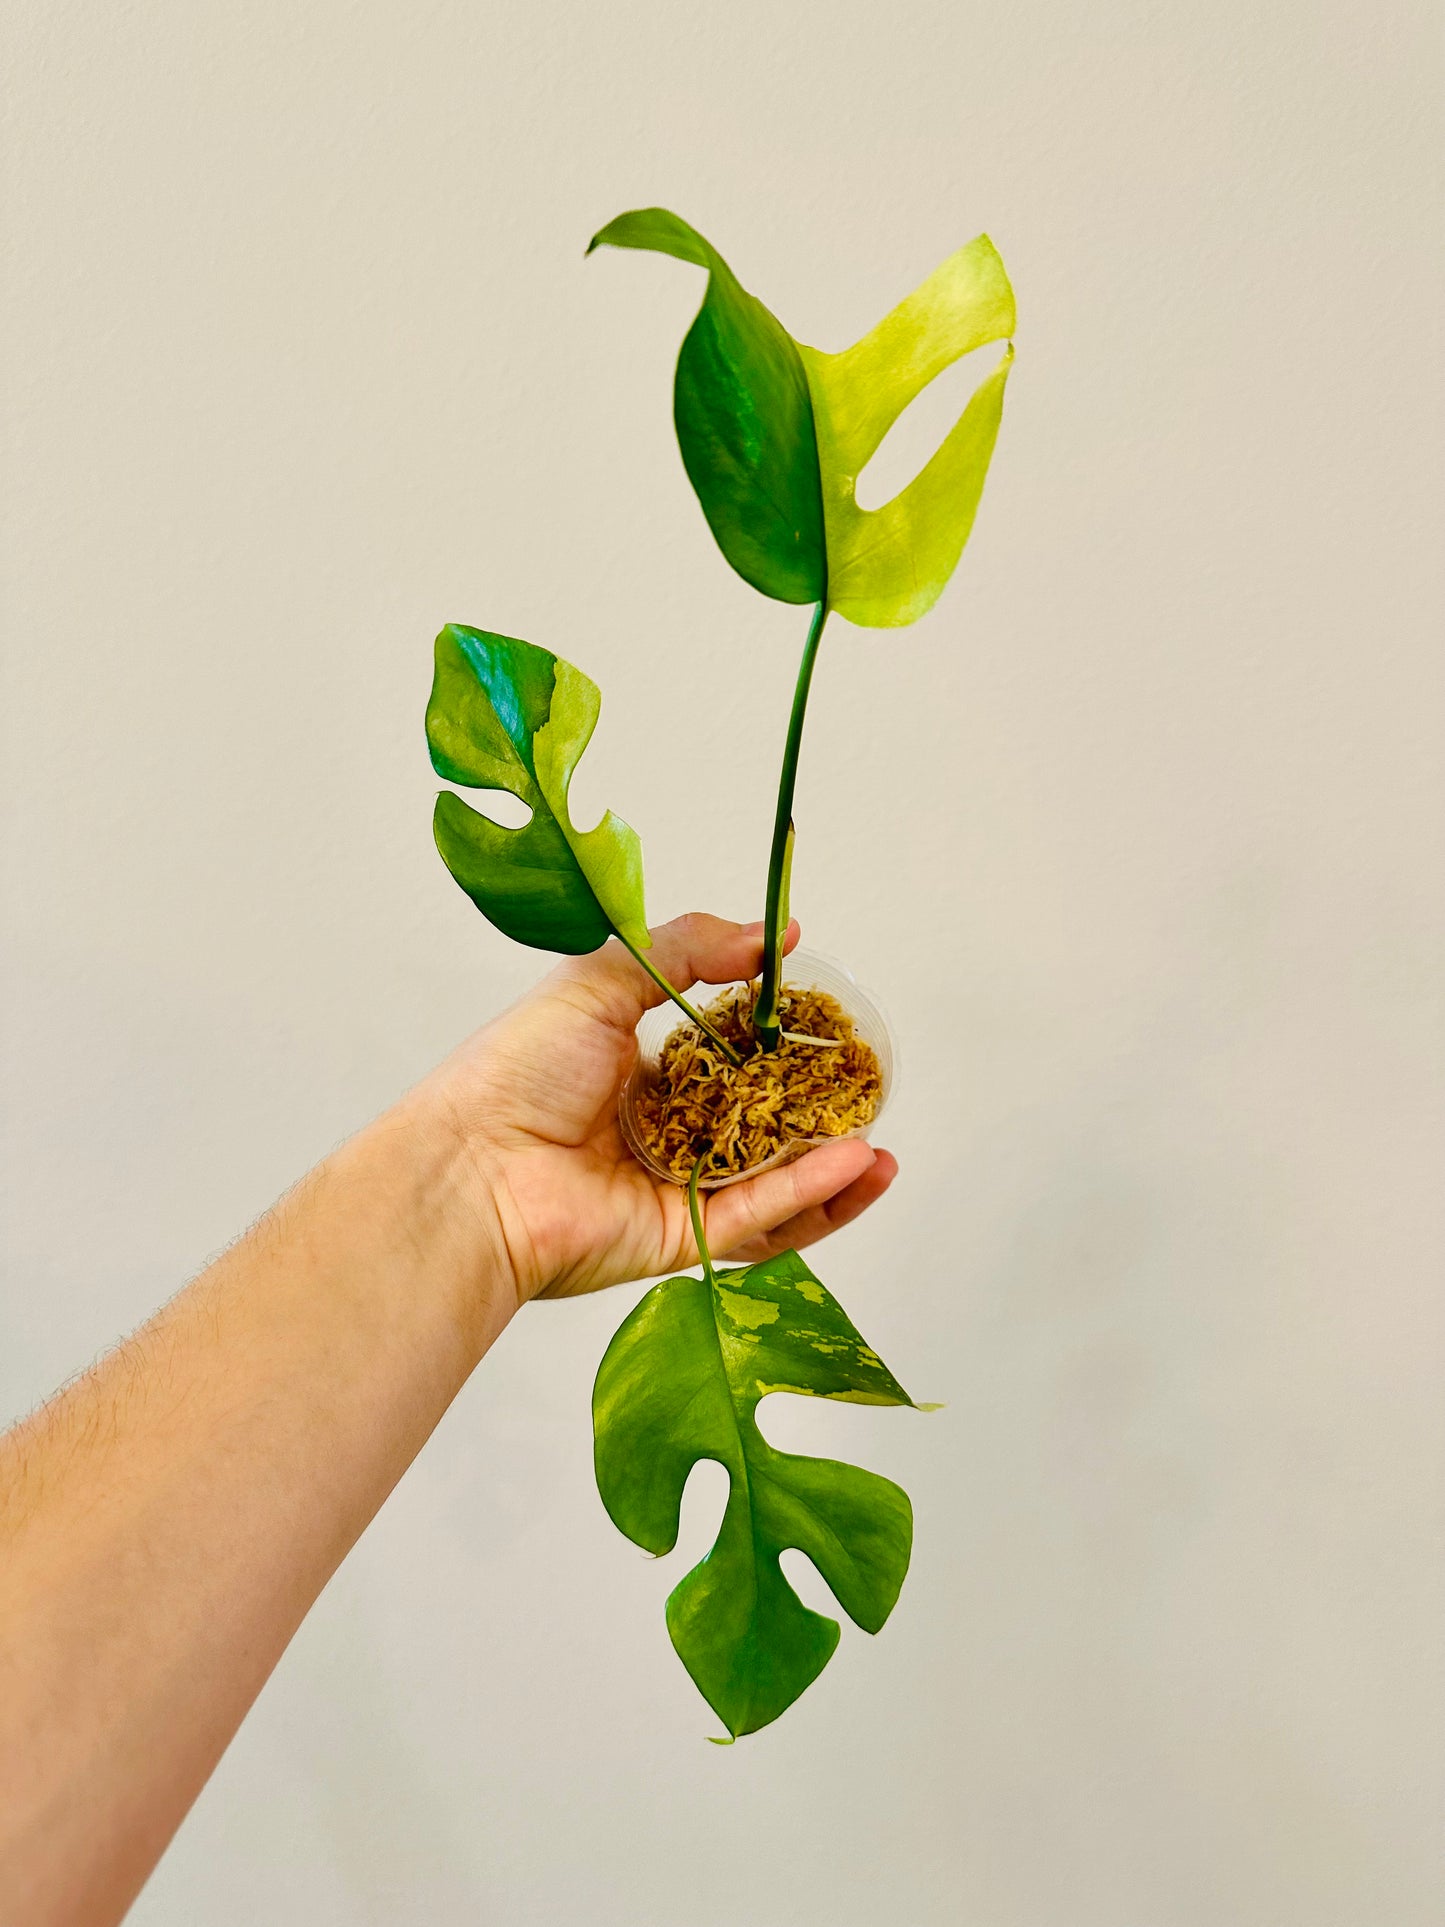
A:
593;1248;917;1738
426;623;650;954
591;209;1015;628
587;208;826;605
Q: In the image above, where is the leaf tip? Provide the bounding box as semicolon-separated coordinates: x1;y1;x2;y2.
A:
706;1733;737;1747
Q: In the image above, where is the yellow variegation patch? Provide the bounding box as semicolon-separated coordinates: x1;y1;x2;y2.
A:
799;234;1016;627
716;1287;782;1330
531;658;651;950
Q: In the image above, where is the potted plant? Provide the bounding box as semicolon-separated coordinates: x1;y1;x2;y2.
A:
426;207;1015;1739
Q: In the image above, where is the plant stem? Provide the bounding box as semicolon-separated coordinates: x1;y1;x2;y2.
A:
687;1158;717;1287
754;598;829;1051
617;933;744;1067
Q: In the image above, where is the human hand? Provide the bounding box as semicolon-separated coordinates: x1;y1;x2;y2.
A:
419;913;898;1305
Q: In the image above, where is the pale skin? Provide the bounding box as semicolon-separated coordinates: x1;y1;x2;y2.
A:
0;913;896;1927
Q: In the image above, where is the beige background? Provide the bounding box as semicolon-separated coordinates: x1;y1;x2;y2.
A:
3;2;1442;1922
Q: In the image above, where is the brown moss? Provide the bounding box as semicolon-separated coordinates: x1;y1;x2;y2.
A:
632;982;882;1185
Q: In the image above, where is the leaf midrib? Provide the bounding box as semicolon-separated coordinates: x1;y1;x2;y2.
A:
701;1274;766;1614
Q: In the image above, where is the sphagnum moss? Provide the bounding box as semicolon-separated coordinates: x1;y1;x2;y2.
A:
632;984;881;1184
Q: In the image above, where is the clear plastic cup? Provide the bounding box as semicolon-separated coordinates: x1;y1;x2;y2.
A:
618;947;898;1189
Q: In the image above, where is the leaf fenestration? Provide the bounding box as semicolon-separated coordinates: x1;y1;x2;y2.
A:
801;234;1015;627
593;1248;917;1739
426;624;649;954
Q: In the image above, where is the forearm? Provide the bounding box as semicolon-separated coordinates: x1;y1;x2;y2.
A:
0;915;888;1925
0;1092;513;1927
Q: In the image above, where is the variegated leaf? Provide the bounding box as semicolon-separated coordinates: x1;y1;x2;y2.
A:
594;1247;919;1739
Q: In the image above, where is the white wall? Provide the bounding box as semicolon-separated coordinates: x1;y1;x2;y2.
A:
2;3;1441;1921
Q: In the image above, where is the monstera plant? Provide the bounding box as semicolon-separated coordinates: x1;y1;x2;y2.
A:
426;207;1015;1739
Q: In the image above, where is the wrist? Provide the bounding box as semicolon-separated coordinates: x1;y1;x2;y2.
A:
409;1051;567;1310
353;1087;524;1364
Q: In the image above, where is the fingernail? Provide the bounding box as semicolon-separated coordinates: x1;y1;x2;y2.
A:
741;920;765;936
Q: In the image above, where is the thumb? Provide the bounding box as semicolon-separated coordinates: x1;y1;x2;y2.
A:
553;912;799;1032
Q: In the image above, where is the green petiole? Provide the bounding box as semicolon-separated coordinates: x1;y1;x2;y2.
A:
754;598;828;1051
618;934;744;1067
687;1156;716;1287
